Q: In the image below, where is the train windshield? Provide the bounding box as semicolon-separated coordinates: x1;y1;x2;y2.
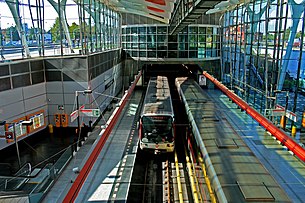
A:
141;116;173;140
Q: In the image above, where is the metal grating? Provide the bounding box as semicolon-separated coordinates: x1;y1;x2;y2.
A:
237;182;275;201
215;138;238;148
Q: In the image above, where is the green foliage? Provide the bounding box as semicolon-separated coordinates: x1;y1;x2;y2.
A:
295;31;302;39
267;33;274;40
50;17;61;42
299;79;305;88
69;22;80;39
283;27;291;41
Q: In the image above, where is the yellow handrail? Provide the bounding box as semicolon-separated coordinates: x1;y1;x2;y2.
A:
185;155;200;203
198;156;217;203
174;151;184;203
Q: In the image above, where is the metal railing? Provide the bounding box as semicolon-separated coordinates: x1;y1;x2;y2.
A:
0;145;74;203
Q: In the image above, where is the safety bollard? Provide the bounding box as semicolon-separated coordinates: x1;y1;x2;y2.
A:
280;116;285;129
292;125;297;136
48;124;54;134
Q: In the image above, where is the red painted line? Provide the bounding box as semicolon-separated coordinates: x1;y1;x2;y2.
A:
63;71;142;203
203;71;305;162
80;110;92;112
273;109;284;112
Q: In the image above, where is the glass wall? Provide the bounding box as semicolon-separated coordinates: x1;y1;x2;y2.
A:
222;0;305;128
0;0;120;61
122;24;220;59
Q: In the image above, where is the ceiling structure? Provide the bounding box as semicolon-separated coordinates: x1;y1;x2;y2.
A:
104;0;240;32
104;0;176;23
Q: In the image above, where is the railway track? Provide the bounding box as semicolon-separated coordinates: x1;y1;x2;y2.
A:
128;76;217;203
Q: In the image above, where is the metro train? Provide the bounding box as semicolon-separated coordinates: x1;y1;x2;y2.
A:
175;77;291;202
139;76;175;153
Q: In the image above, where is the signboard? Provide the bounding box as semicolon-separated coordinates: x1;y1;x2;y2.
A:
275;104;297;122
286;111;297;122
7;121;27;138
275;104;285;110
70;110;78;122
70;105;85;122
27;110;46;133
29;112;45;131
5;131;14;141
265;109;285;117
199;75;207;86
80;109;100;117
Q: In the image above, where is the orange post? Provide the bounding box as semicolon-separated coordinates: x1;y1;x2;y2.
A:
61;114;69;127
55;114;61;127
280;116;285;129
291;125;297;136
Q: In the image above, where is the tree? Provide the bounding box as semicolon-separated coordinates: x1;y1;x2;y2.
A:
69;22;80;39
283;27;291;41
50;17;61;43
295;31;302;39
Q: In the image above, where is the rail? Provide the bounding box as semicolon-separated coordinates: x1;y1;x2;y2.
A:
176;77;227;202
185;155;200;203
63;71;142;203
174;152;184;203
0;144;74;202
203;71;305;162
198;156;216;203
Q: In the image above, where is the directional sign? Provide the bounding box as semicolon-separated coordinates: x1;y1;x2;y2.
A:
70;105;86;122
80;109;100;117
265;109;285;117
275;104;297;122
275;104;285;110
286;111;297;122
5;131;14;140
70;110;78;122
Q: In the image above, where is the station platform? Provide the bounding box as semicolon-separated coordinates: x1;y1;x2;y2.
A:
42;89;143;202
41;87;305;202
206;89;305;202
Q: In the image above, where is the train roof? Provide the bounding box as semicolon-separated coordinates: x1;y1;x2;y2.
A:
142;76;174;116
175;77;291;202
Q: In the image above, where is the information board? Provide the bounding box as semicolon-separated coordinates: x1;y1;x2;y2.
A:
7;121;27;139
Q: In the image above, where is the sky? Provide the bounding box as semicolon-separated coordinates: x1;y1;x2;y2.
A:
0;0;304;32
0;0;79;31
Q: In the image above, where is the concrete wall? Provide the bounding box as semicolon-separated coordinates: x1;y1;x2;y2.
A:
0;49;123;150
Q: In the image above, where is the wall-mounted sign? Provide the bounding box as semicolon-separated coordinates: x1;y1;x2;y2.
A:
80;109;100;117
199;75;206;86
5;131;14;142
27;110;45;133
7;120;27;139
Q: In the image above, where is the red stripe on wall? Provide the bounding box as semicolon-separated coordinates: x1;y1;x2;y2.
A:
145;0;165;6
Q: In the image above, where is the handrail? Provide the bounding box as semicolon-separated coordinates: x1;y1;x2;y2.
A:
203;71;305;162
185;152;200;203
63;71;142;203
198;156;216;203
174;151;184;203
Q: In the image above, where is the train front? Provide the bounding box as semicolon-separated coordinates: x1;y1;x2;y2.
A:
139;114;175;153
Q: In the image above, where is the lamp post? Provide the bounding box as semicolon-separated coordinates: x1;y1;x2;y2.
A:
0;120;33;168
75;89;92;131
